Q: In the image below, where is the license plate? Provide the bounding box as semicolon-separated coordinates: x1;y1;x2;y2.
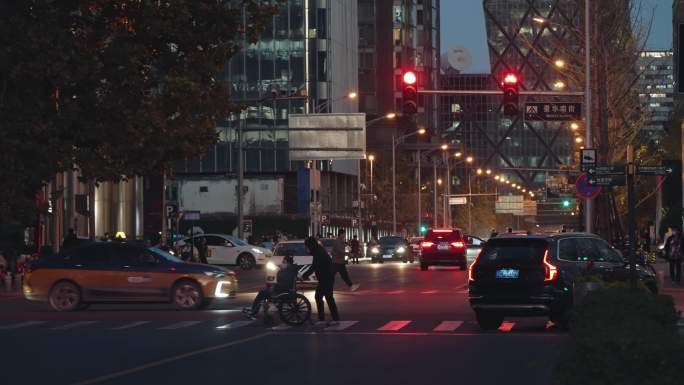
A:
496;269;519;279
383;254;392;259
438;243;449;250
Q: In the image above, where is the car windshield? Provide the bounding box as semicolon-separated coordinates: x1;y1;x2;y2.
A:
379;237;405;246
477;239;548;267
148;247;184;263
223;235;247;246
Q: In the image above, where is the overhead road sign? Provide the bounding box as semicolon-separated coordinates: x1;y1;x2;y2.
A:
448;197;467;205
524;102;582;121
580;148;596;172
588;175;625;187
636;165;673;176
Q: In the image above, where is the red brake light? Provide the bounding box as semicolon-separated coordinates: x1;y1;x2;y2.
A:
451;241;465;248
543;250;557;282
420;241;434;248
432;229;452;233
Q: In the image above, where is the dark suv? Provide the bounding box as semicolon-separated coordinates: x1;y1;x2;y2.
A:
468;233;658;330
420;228;467;270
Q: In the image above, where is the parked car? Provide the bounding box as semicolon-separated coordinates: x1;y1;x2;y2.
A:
370;236;413;263
419;228;467;270
468;233;658;330
175;234;272;270
23;242;237;311
267;240;317;285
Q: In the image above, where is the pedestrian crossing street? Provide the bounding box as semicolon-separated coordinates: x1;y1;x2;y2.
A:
0;318;566;335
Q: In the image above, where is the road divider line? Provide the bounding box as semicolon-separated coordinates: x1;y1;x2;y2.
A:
216;320;253;330
51;321;98;330
498;322;515;332
70;332;272;385
378;320;411;331
108;321;150;330
0;321;47;330
325;321;358;331
433;321;463;332
157;321;201;330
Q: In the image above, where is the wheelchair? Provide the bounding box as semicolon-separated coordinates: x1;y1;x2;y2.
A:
261;282;312;327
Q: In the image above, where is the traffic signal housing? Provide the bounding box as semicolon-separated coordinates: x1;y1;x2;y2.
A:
402;70;418;116
502;72;519;116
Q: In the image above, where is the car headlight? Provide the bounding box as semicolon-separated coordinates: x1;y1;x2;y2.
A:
251;248;264;254
266;261;278;271
397;246;406;253
371;247;379;254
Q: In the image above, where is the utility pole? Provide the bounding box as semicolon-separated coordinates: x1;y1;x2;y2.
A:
237;112;244;239
626;145;637;289
417;150;421;236
584;0;593;234
433;158;438;228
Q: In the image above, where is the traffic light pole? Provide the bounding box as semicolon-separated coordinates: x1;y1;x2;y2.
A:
584;0;594;234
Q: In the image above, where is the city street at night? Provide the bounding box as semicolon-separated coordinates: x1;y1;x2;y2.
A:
0;262;566;385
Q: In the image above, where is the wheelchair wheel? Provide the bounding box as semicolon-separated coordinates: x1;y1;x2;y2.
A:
278;294;311;326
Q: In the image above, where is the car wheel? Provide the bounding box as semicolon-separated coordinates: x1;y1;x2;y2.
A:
172;280;203;310
420;263;429;271
237;253;256;270
48;281;82;312
475;311;504;330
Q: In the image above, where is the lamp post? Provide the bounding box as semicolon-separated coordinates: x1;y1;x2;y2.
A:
392;128;426;234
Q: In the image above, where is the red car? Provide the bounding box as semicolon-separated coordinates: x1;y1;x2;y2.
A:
419;228;467;270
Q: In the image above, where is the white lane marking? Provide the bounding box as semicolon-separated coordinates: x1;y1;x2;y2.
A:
270;324;292;331
325;321;358;331
378;320;411;331
498;322;515;332
420;290;438;294
158;321;201;330
0;321;47;330
71;332;272;385
108;321;150;330
216;320;253;330
433;321;463;332
51;321;98;330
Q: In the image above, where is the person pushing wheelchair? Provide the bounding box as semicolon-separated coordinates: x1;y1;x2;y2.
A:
243;254;300;319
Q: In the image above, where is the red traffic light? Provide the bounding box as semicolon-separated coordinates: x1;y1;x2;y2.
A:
403;71;417;85
503;73;518;85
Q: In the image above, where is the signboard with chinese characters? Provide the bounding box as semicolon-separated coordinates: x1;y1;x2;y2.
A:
448;197;467;205
495;195;524;214
524;102;582;121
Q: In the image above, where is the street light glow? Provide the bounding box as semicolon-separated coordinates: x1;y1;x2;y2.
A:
486;169;492;175
437;178;443;185
553;81;566;89
554;59;565;68
348;92;358;99
575;136;583;143
368;154;375;161
385;112;397;119
494;176;500;180
512;183;517;188
532;17;546;24
522;189;526;192
454;152;462;158
517;186;522;190
440;144;448;150
530;192;535;197
418;128;426;135
506;180;511;184
466;156;474;163
570;122;579;130
476;169;483;175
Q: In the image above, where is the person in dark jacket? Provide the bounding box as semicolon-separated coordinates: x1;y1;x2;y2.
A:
303;236;339;325
196;237;209;264
664;227;683;283
244;255;300;318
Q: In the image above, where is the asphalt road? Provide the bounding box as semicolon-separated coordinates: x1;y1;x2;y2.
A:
0;262;567;385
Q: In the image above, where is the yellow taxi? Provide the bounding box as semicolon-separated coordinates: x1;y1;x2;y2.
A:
23;241;237;311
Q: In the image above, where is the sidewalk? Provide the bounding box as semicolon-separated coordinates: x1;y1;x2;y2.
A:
652;261;684;330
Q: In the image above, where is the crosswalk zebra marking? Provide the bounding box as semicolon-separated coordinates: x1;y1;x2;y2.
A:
325;321;358;331
51;321;98;330
108;321;150;330
158;321;201;330
498;322;515;332
433;321;463;332
216;320;254;330
0;321;47;330
378;320;411;331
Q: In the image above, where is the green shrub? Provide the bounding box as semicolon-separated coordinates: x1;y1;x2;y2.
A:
553;286;684;385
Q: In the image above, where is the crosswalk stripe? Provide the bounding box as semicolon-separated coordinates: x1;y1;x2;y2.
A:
216;320;253;330
498;322;515;332
0;321;47;330
51;321;98;330
108;321;150;330
271;324;292;331
158;321;201;330
325;321;358;331
378;320;411;331
433;321;463;332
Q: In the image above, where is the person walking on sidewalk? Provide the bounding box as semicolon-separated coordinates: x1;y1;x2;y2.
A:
303;236;340;326
664;227;683;284
331;229;359;291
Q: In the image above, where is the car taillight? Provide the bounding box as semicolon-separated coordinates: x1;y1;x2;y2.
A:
421;241;434;248
543;250;557;282
451;241;465;248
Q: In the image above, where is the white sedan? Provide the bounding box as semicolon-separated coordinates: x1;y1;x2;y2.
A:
176;234;272;270
266;240;318;285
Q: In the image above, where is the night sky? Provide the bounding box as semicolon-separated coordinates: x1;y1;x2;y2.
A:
441;0;673;74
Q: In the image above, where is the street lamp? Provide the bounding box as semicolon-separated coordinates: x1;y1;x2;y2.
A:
554;59;566;68
466;156;474;163
571;122;580;131
392;128;426;233
315;91;358;113
534;2;592;232
454;152;462;158
366;112;397;126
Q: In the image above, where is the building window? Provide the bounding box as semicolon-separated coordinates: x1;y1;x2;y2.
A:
199;186;209;193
